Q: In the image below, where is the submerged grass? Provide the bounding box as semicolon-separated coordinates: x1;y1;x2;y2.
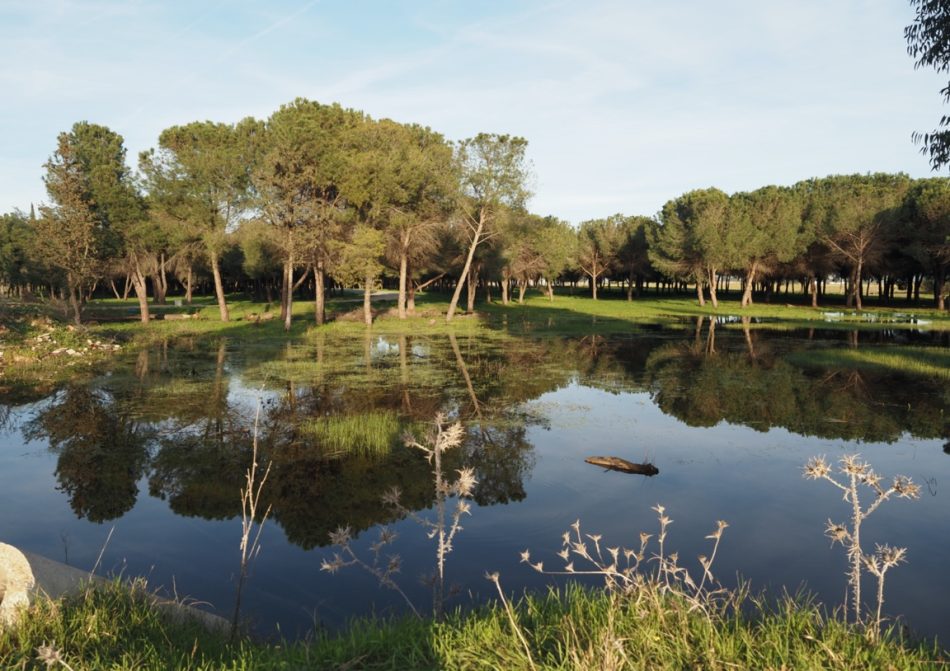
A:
1;581;944;670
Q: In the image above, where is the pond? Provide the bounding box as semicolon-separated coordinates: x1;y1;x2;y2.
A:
0;317;948;640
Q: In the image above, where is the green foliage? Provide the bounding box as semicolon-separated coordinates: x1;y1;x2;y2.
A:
0;582;943;670
906;0;950;169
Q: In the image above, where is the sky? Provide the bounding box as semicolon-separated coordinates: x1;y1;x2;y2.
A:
1;0;947;224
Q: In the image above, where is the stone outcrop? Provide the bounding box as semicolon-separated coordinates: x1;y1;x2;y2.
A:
0;543;35;627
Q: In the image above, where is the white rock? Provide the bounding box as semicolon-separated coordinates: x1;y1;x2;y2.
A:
0;543;35;628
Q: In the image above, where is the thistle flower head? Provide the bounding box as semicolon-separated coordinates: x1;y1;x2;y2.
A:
329;525;352;546
824;520;850;546
454;468;477;497
876;544;907;569
892;476;920;499
841;454;868;476
803;456;831;479
381;486;402;506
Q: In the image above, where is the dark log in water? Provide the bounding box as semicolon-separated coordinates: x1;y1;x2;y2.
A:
585;456;659;476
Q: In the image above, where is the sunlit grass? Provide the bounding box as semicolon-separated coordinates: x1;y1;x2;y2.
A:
1;581;944;670
788;346;950;380
301;410;403;457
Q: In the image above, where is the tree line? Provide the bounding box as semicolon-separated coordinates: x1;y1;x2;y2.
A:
1;99;948;325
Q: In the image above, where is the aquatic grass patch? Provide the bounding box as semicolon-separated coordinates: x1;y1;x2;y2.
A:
788;345;950;379
301;411;403;457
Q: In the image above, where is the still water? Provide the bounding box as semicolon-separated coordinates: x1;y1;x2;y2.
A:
0;319;947;640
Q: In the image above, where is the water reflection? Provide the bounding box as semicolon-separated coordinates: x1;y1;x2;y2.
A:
11;326;948;539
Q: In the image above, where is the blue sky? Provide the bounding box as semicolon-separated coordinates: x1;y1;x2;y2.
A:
0;0;946;223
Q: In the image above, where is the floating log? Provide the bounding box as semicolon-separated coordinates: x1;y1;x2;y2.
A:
585;456;658;476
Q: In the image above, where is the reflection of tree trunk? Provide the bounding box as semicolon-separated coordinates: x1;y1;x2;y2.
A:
399;334;412;413
693;315;704;350
364;330;373;375
449;332;480;418
848;330;859;348
741;316;755;359
135;349;149;379
705;317;717;355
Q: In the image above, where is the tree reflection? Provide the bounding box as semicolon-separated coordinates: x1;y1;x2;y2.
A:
23;385;151;522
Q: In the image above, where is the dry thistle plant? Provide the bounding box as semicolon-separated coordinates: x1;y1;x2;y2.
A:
520;505;731;613
322;413;476;620
803;454;919;633
230;401;273;641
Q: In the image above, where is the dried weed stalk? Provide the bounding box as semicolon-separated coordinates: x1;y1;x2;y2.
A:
804;454;919;633
322;413;476;620
520;505;731;614
230;402;272;641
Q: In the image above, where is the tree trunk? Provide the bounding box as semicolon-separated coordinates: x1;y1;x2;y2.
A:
122;274;132;300
517;281;526;304
314;259;326;325
209;250;229;322
809;274;819;308
363;274;373;326
501;272;510;305
397;246;408;319
407;278;416;314
742;261;757;307
185;265;193;304
157;253;168;305
935;266;946;311
854;259;863;311
466;266;477;313
130;257;150;324
283;246;294;332
695;278;705;306
546;279;555;301
68;281;82;325
446;212;484;322
708;267;719;308
109;279;121;300
591;270;599;300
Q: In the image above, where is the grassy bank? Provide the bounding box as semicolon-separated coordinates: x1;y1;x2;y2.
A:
1;580;945;670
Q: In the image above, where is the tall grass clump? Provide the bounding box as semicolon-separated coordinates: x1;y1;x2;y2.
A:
322;413;476;620
301;410;401;458
804;454;920;635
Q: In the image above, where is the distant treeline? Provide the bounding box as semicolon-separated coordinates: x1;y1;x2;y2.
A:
0;100;948;325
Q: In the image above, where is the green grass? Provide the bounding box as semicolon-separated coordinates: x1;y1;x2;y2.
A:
788;345;950;380
301;411;404;457
1;580;944;670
